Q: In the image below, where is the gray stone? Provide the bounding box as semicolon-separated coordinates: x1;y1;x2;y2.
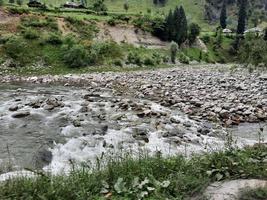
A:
12;111;30;118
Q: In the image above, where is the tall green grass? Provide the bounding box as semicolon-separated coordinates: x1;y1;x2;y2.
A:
0;146;266;199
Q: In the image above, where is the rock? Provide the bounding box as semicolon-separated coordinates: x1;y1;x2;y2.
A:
79;106;88;113
259;74;267;80
34;149;53;168
132;127;149;143
12;111;30;118
43;104;55;111
9;105;18;112
73;120;81;127
170;116;181;124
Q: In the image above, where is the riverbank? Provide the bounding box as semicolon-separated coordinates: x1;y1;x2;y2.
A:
1;64;266;126
0;146;266;200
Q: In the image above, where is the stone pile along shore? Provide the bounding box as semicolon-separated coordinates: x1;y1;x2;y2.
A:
1;64;266;126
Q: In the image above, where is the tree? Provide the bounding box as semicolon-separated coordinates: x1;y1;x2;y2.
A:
165;9;174;41
237;0;248;35
9;0;15;3
177;6;188;46
123;1;129;13
0;0;4;6
188;23;201;44
215;28;223;48
170;41;178;64
220;0;227;29
174;6;187;46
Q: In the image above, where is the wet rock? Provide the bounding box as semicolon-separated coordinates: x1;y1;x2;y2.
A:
12;111;30;118
73;120;81;127
9;105;18;112
34;149;53;168
132;127;149;143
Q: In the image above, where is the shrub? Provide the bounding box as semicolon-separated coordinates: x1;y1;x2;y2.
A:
107;18;117;26
45;33;62;45
90;41;123;62
92;0;108;12
179;52;190;64
170;41;178;64
188;23;201;44
127;52;143;66
143;56;155;66
3;36;29;65
62;45;90;68
113;59;123;67
239;36;267;67
23;29;39;40
201;35;211;44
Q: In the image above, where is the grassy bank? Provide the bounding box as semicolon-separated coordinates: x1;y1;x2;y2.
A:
0;145;266;199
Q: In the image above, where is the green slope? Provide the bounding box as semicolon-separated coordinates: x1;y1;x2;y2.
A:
4;0;209;29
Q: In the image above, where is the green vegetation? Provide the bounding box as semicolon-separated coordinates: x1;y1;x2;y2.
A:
0;146;266;199
170;41;178;63
239;186;267;200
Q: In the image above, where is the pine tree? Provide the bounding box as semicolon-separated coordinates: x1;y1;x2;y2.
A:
173;6;181;44
165;9;174;41
237;0;247;35
220;0;227;29
177;6;188;45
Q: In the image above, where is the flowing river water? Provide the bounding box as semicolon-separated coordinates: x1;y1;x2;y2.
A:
0;84;266;175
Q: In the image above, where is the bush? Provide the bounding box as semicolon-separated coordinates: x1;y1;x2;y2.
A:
92;0;108;12
45;33;62;45
188;23;201;44
107;18;117;26
3;36;29;65
170;41;178;64
113;59;123;67
179;52;190;64
201;35;211;44
143;56;155;66
62;45;90;68
127;52;143;66
239;36;267;67
91;41;123;60
23;29;39;40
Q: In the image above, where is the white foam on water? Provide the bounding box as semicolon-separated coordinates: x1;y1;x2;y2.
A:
0;170;36;182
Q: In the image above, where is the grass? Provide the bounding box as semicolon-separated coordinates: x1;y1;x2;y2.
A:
3;0;211;30
0;145;266;199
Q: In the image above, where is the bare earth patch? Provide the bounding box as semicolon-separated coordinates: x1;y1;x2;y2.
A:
96;22;168;48
204;179;267;200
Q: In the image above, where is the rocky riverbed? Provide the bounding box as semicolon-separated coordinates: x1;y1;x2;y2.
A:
0;65;266;174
